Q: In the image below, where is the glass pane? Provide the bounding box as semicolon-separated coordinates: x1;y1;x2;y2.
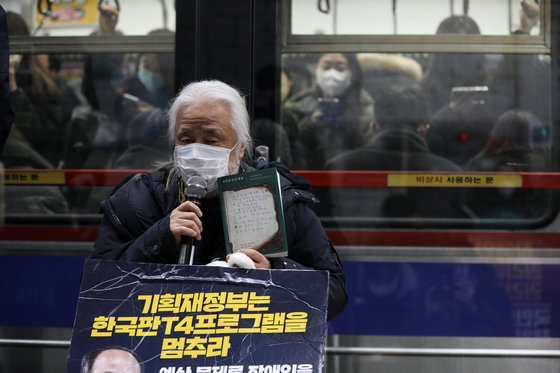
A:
3;0;175;36
3;6;175;215
281;51;553;223
291;0;542;36
3;2;174;216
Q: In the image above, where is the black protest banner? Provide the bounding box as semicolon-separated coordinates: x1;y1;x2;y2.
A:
66;259;328;373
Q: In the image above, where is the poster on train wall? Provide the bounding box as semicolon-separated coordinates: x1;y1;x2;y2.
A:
35;0;99;28
65;259;329;373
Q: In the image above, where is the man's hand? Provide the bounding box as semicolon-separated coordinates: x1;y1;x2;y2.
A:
169;201;203;244
99;5;119;35
228;249;271;269
8;55;21;92
520;1;540;33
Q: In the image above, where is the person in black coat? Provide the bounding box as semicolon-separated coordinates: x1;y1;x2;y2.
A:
326;87;467;219
464;109;552;219
90;80;347;321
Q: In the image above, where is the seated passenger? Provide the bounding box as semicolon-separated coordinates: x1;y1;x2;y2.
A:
325;87;466;219
464;109;551;219
283;53;374;169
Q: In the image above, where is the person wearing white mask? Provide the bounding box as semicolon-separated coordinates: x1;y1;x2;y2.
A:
90;80;348;321
111;29;175;170
283;53;375;169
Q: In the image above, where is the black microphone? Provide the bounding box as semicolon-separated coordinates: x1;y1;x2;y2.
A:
178;175;207;264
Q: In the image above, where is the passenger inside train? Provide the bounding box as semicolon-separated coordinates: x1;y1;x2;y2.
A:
464;109;552;219
282;52;375;169
0;0;552;225
325;86;467;220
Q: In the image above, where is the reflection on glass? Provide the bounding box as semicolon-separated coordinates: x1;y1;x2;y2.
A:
4;0;177;215
281;48;552;222
282;53;375;169
290;0;541;36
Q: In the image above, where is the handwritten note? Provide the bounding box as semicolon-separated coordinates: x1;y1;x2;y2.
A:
223;184;279;251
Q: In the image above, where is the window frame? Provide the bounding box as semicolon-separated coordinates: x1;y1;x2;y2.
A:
282;0;551;54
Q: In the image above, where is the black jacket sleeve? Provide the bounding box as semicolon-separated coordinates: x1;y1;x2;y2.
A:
90;173;179;263
270;201;348;321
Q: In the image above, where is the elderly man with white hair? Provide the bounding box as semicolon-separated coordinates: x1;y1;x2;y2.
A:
90;80;347;320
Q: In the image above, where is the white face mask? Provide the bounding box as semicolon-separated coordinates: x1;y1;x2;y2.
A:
174;143;238;194
316;68;352;98
138;66;164;93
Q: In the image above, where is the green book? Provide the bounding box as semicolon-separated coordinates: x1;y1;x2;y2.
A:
217;167;288;258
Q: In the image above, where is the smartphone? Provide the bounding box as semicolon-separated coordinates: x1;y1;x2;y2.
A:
317;97;342;126
450;86;489;106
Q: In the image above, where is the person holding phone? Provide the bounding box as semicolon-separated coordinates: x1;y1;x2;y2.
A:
283;53;375;169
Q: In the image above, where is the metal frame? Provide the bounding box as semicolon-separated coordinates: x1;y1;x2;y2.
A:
281;0;551;54
9;34;175;54
1;338;559;358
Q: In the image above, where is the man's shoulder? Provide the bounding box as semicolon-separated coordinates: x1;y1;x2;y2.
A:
325;146;378;170
418;152;463;171
105;167;173;213
326;145;463;172
111;167;168;194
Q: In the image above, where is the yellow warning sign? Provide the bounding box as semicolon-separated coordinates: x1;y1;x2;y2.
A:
387;173;522;188
2;171;66;185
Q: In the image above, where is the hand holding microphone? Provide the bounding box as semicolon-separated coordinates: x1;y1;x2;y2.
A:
169;176;207;264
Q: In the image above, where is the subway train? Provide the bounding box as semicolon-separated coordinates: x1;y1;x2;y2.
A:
1;0;560;372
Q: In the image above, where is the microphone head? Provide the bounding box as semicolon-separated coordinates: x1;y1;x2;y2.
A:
185;175;207;203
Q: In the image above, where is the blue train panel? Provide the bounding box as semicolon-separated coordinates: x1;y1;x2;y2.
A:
329;261;560;338
2;256;559;338
0;255;85;328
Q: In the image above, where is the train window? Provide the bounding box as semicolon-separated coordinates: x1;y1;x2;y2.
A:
2;0;175;217
290;0;543;36
278;1;556;228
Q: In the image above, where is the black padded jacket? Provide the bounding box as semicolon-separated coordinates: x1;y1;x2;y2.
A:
90;161;348;320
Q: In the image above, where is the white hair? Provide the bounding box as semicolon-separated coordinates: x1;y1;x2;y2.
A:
167;80;253;157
